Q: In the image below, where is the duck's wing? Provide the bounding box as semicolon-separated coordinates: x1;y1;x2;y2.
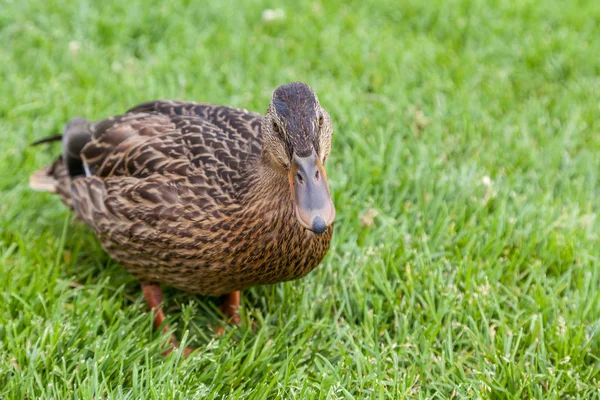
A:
85;102;263;180
127;100;263;157
63;103;263;252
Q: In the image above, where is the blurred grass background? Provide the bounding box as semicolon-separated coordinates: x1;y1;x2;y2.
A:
1;0;599;398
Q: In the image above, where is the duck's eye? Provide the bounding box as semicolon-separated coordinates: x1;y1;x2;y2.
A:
273;122;281;134
318;114;324;126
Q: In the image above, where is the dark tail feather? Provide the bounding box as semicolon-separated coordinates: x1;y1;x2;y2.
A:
30;118;92;208
31;134;63;146
30;117;93;179
62;117;92;177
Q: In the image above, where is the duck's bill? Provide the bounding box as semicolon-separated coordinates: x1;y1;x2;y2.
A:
289;151;335;234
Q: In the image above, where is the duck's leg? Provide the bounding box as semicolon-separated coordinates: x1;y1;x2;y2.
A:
141;283;193;356
219;290;241;324
215;291;241;334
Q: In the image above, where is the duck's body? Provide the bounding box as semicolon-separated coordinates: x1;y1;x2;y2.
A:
38;100;332;296
31;83;336;353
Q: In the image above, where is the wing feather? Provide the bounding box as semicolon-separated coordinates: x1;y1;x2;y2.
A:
68;101;264;250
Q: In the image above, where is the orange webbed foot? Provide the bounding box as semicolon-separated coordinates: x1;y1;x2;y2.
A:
142;283;196;357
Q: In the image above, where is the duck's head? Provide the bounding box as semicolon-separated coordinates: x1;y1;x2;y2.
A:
262;82;335;235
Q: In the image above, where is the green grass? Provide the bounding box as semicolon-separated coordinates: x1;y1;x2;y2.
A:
1;0;599;398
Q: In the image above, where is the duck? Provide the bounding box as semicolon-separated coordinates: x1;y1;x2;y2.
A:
30;82;336;355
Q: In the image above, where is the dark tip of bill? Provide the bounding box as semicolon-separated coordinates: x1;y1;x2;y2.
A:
312;216;327;234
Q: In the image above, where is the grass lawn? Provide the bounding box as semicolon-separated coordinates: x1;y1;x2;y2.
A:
1;0;600;398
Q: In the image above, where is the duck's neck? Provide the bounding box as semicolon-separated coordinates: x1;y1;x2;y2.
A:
239;154;290;207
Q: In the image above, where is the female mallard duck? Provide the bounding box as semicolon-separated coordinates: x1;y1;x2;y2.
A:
30;82;335;354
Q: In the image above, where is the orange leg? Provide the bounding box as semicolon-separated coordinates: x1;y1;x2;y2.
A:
215;290;241;335
142;283;193;356
219;290;241;324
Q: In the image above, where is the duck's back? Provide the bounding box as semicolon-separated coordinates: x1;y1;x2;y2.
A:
85;101;263;184
45;101;259;206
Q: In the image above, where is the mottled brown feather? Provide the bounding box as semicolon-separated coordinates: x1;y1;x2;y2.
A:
36;99;333;296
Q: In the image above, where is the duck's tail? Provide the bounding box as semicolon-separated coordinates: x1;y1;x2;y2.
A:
29;133;63;193
29;118;92;208
29;163;60;193
31;134;63;146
